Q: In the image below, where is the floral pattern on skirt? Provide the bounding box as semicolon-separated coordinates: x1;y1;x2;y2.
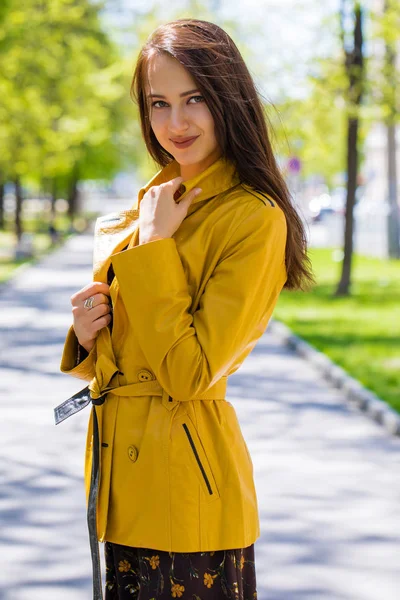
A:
104;541;257;599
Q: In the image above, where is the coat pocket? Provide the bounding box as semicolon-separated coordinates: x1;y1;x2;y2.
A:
172;414;220;502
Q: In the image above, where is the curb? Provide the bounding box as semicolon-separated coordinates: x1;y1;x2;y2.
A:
269;318;400;439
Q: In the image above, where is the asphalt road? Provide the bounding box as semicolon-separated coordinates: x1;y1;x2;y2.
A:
1;232;399;600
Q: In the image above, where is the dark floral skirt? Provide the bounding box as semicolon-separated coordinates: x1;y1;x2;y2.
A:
104;541;257;599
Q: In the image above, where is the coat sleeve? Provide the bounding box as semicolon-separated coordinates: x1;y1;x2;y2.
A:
59;324;98;382
110;204;287;400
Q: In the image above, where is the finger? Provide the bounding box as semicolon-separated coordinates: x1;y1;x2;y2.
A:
89;302;112;322
166;176;184;194
86;282;111;295
96;292;111;306
75;303;111;328
72;282;110;304
92;312;112;332
179;187;202;208
78;292;110;311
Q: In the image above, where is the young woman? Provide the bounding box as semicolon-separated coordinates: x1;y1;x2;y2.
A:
56;17;313;600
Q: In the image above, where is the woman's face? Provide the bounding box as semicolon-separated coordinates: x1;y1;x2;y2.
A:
145;52;222;180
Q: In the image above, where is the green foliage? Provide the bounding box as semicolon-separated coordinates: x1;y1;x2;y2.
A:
0;0;130;194
275;248;400;412
265;16;350;185
272;89;347;187
0;0;11;26
370;0;400;122
268;5;371;187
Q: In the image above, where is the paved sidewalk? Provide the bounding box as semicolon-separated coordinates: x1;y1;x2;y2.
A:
1;233;399;600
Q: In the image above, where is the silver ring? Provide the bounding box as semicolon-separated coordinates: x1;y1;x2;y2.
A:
84;296;95;310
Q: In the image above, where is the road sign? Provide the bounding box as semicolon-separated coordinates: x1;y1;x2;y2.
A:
288;157;301;174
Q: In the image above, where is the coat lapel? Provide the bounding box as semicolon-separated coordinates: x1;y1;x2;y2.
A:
92;209;141;358
92;156;240;284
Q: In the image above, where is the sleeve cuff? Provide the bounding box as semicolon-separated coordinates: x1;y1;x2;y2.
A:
60;324;97;382
111;237;187;299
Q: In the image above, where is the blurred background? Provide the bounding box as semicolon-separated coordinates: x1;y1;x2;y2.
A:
1;2;400;598
0;0;398;412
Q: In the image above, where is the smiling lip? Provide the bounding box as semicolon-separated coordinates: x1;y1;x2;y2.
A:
170;136;199;149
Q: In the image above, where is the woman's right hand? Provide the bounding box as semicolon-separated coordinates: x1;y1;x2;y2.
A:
71;282;112;353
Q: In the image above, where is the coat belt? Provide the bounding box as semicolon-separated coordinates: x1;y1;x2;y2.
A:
54;355;228;600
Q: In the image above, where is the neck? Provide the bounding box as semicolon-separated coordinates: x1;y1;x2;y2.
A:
179;149;223;181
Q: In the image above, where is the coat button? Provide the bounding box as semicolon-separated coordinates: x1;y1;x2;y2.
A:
128;445;138;462
137;369;154;382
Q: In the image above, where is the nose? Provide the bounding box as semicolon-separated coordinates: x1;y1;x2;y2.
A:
168;106;189;133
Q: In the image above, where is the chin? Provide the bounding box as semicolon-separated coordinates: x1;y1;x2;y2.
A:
170;154;198;167
174;149;211;163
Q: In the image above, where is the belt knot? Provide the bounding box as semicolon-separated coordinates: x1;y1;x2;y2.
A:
88;353;120;403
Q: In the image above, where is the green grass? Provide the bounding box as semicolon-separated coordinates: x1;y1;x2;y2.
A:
274;248;400;413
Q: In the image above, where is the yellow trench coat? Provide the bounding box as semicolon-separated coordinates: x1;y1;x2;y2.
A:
60;155;287;552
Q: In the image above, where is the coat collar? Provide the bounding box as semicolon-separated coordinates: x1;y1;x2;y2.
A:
93;156;240;283
136;155;241;208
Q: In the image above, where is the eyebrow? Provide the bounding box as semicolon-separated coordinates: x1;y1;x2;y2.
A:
147;88;200;99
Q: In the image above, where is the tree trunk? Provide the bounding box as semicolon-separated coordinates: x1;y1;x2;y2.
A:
68;164;79;225
387;123;400;258
0;182;4;230
335;1;364;296
14;175;23;242
336;117;359;295
385;6;400;259
51;178;57;219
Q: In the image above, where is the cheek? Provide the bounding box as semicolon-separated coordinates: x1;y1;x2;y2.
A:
196;106;216;136
150;112;168;134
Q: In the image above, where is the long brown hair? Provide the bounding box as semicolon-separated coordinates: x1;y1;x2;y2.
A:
131;18;314;290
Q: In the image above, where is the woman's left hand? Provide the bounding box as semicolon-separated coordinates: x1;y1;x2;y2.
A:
138;176;202;245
